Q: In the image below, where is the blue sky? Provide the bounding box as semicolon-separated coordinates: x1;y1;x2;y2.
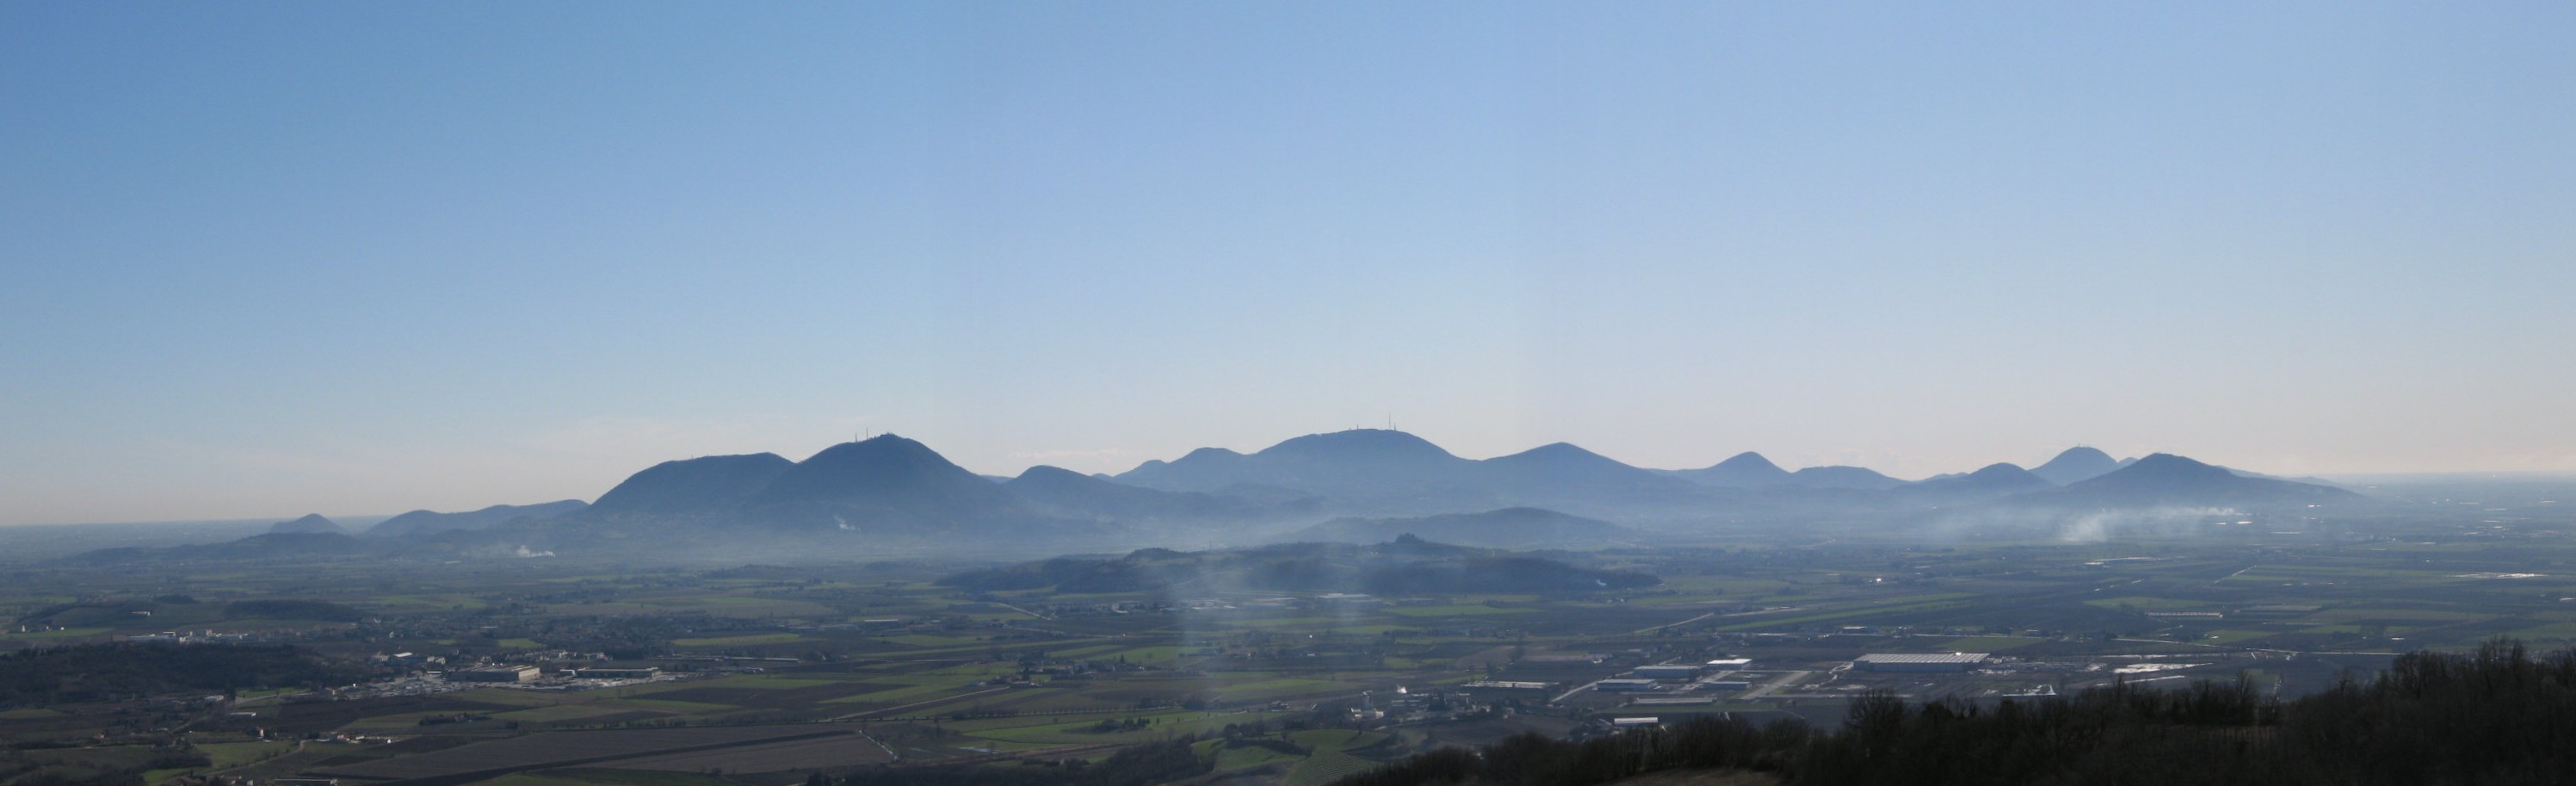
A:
4;3;2572;524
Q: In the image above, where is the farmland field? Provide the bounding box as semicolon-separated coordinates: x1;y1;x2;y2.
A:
314;727;844;780
3;481;2572;786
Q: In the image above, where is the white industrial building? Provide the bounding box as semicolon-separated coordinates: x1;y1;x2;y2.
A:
448;665;541;683
1853;653;1989;672
1595;678;1662;692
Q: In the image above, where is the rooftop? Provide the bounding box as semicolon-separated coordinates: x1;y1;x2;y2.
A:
1855;653;1989;664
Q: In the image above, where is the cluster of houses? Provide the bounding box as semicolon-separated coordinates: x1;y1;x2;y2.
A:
1594;652;1993;696
358;651;663;684
127;629;257;644
442;664;664;683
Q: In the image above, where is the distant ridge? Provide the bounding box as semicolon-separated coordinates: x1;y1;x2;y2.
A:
2024;454;2361;509
1115;447;1252;491
1671;452;1795;488
1480;443;1707;499
368;500;586;538
2222;467;2351;490
1119;429;1474;499
741;435;1033;529
266;514;347;535
1115;430;1720;517
586;453;794;517
1788;465;1909;491
76;529;368;565
1903;463;2055;499
1664;454;1902;490
1004;465;1287;523
86;430;2394;565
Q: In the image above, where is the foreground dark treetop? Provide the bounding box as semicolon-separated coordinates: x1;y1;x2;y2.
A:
1331;640;2576;786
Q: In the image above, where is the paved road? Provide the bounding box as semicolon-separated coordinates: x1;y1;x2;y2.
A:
990;601;1049;619
825;685;1014;721
1552;680;1604;704
1635;612;1716;635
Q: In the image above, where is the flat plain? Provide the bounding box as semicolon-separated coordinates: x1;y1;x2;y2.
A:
2;481;2570;786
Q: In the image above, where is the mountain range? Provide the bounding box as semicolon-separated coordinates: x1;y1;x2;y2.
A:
1661;452;1908;490
90;431;2370;564
368;500;588;539
1118;430;1710;518
2023;453;2357;508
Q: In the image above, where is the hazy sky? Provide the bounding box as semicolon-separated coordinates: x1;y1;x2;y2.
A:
5;3;2573;525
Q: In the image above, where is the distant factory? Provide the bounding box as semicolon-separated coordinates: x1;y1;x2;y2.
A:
1631;664;1703;680
447;665;541;683
565;666;660;680
1853;653;1989;672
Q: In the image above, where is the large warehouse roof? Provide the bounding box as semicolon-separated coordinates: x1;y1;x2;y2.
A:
1855;653;1989;665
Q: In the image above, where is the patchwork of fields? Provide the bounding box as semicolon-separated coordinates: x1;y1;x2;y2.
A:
5;498;2574;786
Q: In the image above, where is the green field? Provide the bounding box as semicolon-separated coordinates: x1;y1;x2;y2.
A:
670;633;803;647
7;498;2576;786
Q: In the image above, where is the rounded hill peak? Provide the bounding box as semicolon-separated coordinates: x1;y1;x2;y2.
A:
2124;453;2225;473
1714;451;1783;471
750;435;1022;520
1006;465;1113;494
2041;451;2357;508
799;432;943;460
785;435;972;484
2061;452;2254;494
586;452;795;515
2030;445;2126;485
1496;442;1612;463
1258;429;1457;461
268;514;347;535
1675;450;1796;488
1013;464;1089;481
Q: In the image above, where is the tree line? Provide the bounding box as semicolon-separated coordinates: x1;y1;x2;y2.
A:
1335;639;2576;786
0;642;368;707
837;737;1209;786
